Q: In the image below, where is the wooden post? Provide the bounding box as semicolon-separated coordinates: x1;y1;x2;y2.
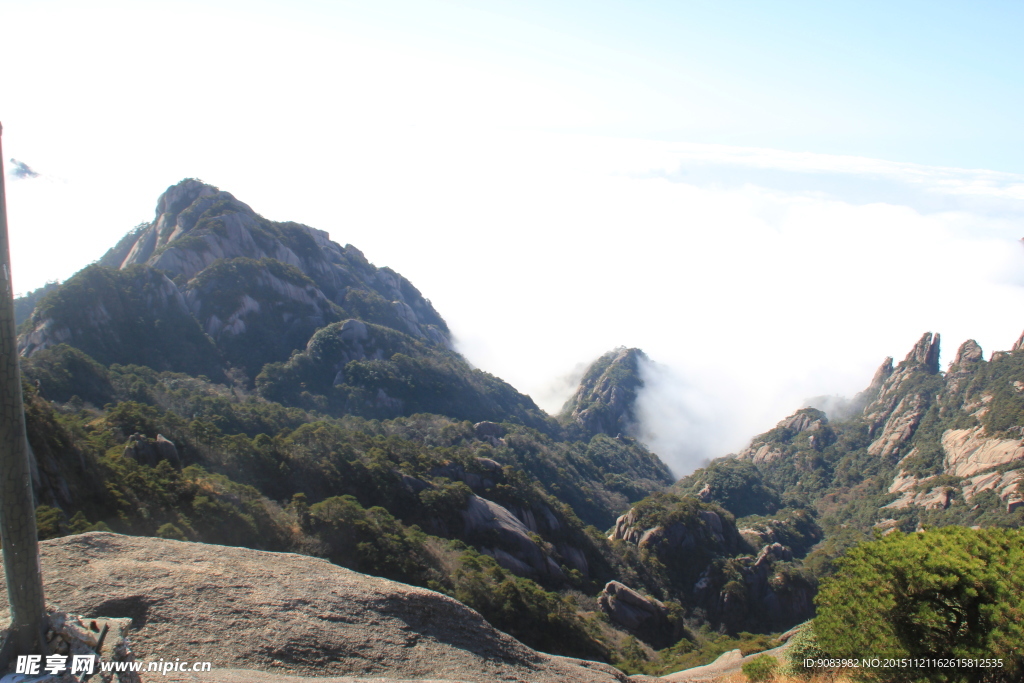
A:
0;122;48;669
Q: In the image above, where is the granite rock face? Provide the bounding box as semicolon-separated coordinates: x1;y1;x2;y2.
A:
941;427;1024;478
597;581;674;647
862;332;941;460
738;329;1024;520
0;533;634;683
112;180;450;348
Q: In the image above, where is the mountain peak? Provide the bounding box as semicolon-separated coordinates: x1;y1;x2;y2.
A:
154;178;222;225
905;331;941;373
560;347;648;438
951;339;983;368
21;179;452;382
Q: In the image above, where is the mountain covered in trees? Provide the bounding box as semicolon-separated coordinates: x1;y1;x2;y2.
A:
14;179;1024;677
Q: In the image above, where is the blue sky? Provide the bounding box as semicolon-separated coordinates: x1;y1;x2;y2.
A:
216;0;1024;169
5;0;1024;472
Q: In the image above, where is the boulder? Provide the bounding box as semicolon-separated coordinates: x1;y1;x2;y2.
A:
0;533;632;683
123;433;181;469
473;421;505;439
597;582;674;648
460;496;561;579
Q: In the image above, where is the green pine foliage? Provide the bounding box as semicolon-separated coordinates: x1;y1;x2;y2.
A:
19;361;674;662
256;319;558;431
676;458;783;518
26;264;223;380
815;527;1024;682
14;280;62;328
21;344;116;407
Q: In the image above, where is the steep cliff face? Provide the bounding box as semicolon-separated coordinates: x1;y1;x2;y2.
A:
561;348;647;438
860;332;942;460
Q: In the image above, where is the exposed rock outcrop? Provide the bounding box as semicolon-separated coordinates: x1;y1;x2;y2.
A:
607;497;756;621
609;505;729;551
942;427;1024;477
692;543;813;634
862;333;942;459
867;392;929;458
738;409;833;464
851;356;894;412
960;469;1022;512
883;485;954;510
462;495;563;579
182;257;344;375
597;581;674;648
1012;329;1024;353
473;421;505;446
944;339;986;402
1;533;631;683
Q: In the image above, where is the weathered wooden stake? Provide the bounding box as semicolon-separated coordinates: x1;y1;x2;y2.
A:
0;121;48;669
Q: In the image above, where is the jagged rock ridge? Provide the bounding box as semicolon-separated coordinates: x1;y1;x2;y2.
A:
736;331;1024;523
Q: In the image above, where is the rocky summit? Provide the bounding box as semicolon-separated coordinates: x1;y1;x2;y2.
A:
560;347;648;439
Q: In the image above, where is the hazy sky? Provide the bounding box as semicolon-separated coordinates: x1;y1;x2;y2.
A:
5;0;1024;474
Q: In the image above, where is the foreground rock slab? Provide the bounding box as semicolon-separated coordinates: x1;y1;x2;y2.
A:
0;533;630;683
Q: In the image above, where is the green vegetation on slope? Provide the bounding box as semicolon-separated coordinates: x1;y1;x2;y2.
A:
815;527;1024;682
24;264;223;380
256;319;559;432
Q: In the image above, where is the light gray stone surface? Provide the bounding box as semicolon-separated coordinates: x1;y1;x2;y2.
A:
0;533;635;683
